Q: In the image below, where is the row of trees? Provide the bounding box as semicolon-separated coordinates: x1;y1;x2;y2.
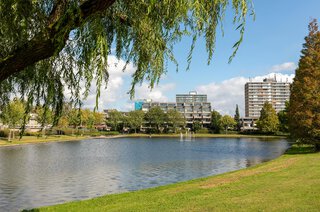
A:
0;99;286;135
0;100;105;131
108;107;185;133
0;101;239;134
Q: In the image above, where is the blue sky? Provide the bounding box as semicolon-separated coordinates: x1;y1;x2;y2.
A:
82;0;320;116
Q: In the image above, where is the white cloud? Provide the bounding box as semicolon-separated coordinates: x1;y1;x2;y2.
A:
134;83;176;102
270;62;297;72
80;55;174;111
81;55;135;110
196;73;295;116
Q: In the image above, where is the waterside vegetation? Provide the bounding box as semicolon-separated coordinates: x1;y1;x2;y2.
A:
0;133;286;148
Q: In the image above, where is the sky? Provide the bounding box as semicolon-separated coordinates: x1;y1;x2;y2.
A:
81;0;320;117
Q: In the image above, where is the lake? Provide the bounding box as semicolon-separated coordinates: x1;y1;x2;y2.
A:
0;137;289;211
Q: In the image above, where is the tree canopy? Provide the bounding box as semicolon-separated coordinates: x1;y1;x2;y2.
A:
256;102;279;134
289;20;320;150
219;115;236;134
0;0;253;125
210;110;222;133
167;109;185;133
106;110;123;131
278;101;289;133
234;104;240;131
0;98;25;128
145;106;167;133
126;110;144;133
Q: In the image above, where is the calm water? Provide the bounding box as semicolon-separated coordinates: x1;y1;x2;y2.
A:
0;137;288;211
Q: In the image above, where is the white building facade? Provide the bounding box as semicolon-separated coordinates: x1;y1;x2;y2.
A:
245;78;290;118
141;91;212;125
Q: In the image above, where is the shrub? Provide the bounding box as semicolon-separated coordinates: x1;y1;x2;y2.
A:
24;131;40;136
0;129;22;138
0;129;10;137
196;128;209;134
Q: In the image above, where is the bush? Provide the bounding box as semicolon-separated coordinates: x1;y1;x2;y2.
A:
0;129;10;137
98;131;120;136
0;129;21;137
196;128;209;134
55;128;80;135
23;131;40;136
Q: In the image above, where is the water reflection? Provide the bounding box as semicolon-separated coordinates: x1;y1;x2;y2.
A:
0;137;288;211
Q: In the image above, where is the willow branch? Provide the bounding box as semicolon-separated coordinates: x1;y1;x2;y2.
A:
0;0;116;82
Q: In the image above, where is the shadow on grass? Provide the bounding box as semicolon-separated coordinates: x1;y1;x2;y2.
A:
285;145;316;155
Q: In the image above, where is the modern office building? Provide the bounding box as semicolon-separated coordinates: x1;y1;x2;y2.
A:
176;91;207;103
140;91;212;125
245;77;290;118
176;91;211;125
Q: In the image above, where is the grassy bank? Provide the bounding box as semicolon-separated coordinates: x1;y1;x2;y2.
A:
34;146;320;211
0;135;91;147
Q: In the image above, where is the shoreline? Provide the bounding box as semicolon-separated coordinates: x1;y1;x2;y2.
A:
0;133;287;148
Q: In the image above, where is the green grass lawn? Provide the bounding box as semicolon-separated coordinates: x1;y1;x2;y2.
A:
32;145;320;212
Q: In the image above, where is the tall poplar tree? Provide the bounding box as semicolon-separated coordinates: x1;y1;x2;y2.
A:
234;104;241;131
210;110;222;133
289;20;320;151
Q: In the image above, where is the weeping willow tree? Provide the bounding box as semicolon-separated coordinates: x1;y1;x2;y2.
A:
0;0;253;127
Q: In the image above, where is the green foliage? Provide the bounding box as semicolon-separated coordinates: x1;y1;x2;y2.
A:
81;109;95;129
196;128;209;134
93;112;105;125
107;110;124;131
0;99;25;128
220;115;236;134
68;108;81;128
0;129;10;137
34;106;53;127
23;131;40;137
289;20;320;151
167;109;186;133
210;110;222;133
192;121;202;133
278;101;289;133
256;102;279;134
234;104;241;131
0;0;253;125
144;106;167;133
126;110;144;133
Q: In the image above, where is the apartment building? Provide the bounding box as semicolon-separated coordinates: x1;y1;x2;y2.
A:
140;91;212;125
245;77;290;118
